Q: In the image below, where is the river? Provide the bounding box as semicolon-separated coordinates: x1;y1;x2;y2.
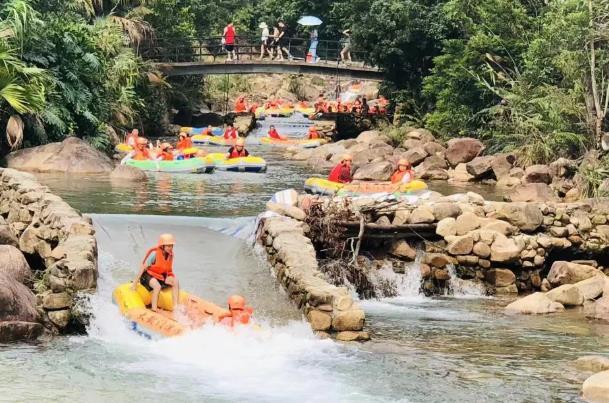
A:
2;116;607;402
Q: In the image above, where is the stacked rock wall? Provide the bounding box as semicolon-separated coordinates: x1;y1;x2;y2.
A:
307;192;609;296
258;210;368;341
0;168;97;335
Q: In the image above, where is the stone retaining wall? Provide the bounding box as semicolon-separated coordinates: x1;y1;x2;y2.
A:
305;192;609;295
0;168;97;335
257;212;369;341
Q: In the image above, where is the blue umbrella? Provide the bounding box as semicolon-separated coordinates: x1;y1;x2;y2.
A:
297;16;322;26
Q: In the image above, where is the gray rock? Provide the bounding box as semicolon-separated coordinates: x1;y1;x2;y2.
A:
523;164;551;184
466;156;495;178
547;261;601;286
0;245;31;283
445;138;484;167
582;370;609;403
505;183;558;203
546;284;584;306
505;292;564;314
0;272;39;323
353;161;393;181
110;165;147;182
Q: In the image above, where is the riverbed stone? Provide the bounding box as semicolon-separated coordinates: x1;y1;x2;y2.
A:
574;275;608;300
495;202;543;232
266;202;306;221
490;235;522;263
505;183;557;203
409;206;435;224
332;309;365;331
336;331;370;342
423;142;446;156
42;292;72;310
307;310;332;331
6;137;114;174
436;217;457;237
524;165;551;184
546;284;584;306
402;148;428;167
392;209;411;225
575;356;609;373
473;242;491;258
389;240;417;260
582;370;609;403
0;216;17;246
447;235;474;255
466;156;495;178
445;138;484;167
353;161;393;181
0;245;31;283
450;163;475;182
547;261;601;286
110;165;147;182
455;212;483;236
486;269;516;287
0;272;39;323
491;154;515;179
424;253;456;268
356;130;380;143
505;292;565;314
48;309;70;328
0;321;43;342
432;203;462;221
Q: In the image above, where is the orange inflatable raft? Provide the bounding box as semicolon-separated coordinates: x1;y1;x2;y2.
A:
113;283;231;339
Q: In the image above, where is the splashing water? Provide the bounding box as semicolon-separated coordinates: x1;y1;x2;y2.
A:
446;265;489;299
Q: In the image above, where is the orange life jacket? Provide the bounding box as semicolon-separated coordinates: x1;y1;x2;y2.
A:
142;246;174;281
160;151;174;161
224;128;238;139
133;148;150;161
219;307;253;327
177;137;193;150
235;100;247;113
391;169;415;184
308;129;320;139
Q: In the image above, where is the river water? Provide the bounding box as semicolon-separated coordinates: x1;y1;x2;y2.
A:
2;116;608;402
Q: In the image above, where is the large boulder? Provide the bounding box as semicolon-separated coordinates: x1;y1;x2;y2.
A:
549;158;577;178
490;235;522;263
0;245;31;283
0;216;18;247
505;183;558;203
0;321;43;343
5;137;114;173
582;370;609;403
446;234;474;255
546;284;584;306
547;261;601;286
406;128;436;143
110;165;147;182
431;203;462;221
416;155;449;180
585;296;609;322
450;163;474;182
523;165;551;184
485;268;516;287
233;114;255;134
401;148;428;166
402;138;424;150
445;138;484;167
0;273;39;323
353;161;393;181
389;240;417;260
491;154;515;179
423;142;446;156
505;292;565;314
466;156;495;178
356;130;381;143
495;202;543;232
574;275;608;300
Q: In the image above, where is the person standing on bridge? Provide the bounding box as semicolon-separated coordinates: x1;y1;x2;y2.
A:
258;22;271;60
275;21;292;61
340;29;352;64
223;22;237;62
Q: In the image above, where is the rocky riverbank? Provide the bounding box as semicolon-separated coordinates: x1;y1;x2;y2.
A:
283;127;586;203
256;194;368;342
0;168;97;341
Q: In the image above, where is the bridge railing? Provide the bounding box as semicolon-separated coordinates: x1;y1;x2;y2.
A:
139;36;371;67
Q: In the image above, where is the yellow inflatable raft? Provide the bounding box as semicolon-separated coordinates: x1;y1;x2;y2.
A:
206;152;267;173
304;178;428;196
260;137;328;148
113;283;229;339
115;143;133;153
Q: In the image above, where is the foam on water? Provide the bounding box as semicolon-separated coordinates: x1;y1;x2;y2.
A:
83;215;373;402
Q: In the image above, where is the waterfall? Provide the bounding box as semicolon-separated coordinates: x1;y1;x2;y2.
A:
446;265;488;298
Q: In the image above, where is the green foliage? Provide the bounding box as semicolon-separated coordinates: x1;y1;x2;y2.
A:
577;154;609;198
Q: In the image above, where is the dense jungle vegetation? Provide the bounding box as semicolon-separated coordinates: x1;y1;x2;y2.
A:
0;0;607;167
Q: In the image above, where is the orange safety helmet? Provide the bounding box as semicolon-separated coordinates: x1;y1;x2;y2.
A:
228;295;246;310
161;142;172;151
158;233;176;246
136;137;148;145
398;158;410;167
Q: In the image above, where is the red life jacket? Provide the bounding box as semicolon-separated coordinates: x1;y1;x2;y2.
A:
160;151;174;161
328;163;352;183
142;246;174;281
229;147;248;158
133;148;150;161
224;128;238;139
268;128;282;139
